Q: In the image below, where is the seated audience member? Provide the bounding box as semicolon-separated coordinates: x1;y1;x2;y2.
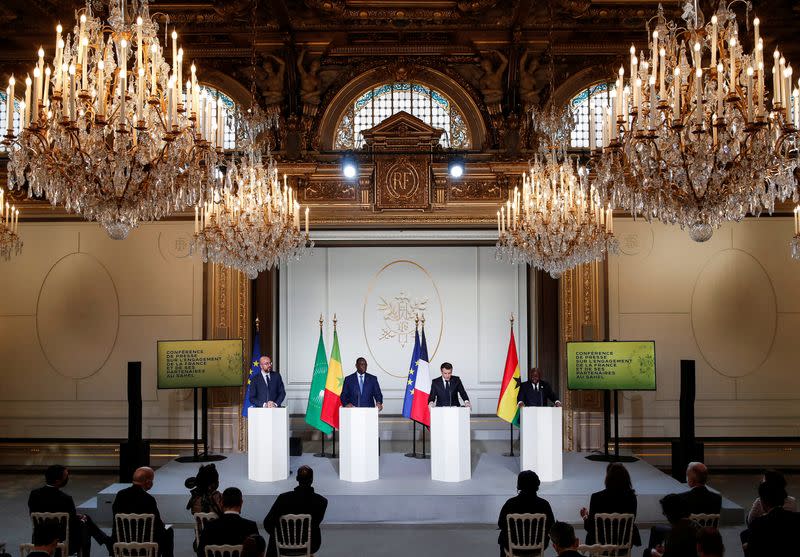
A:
697;527;724;557
240;535;266;557
198;487;259;557
28;519;62;557
746;469;796;525
28;465;113;556
497;470;555;557
580;462;641;546
186;463;223;517
550;521;584;556
112;467;174;557
263;465;327;557
644;494;699;557
677;462;722;515
745;480;800;557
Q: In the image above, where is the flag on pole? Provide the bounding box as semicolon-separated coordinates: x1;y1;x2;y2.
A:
320;326;344;429
242;330;261;418
409;324;432;426
496;327;521;426
401;327;421;419
305;326;333;434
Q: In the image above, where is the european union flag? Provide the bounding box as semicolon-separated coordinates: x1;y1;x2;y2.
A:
401;328;421;419
242;331;261;418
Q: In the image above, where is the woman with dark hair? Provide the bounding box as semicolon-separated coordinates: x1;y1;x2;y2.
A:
497;470;555;557
185;463;223;516
580;462;642;546
746;469;796;525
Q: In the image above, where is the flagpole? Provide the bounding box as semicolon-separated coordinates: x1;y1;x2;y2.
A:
313;313;335;458
503;314;516;457
332;314;338;459
418;314;430;459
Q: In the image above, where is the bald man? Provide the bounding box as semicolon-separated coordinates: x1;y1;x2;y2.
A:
676;462;722;515
112;467;174;557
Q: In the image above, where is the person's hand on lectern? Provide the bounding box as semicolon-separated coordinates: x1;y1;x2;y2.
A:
579;507;588;520
555;401;562;407
517;401;524;408
346;403;354;408
377;402;384;411
267;401;277;408
428;401;435;408
465;401;472;409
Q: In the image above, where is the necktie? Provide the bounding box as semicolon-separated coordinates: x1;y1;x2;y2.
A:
265;373;270;387
359;373;364;395
445;380;450;406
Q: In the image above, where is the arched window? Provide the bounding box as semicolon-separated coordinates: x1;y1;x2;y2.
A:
0;91;22;153
202;86;237;150
334;81;470;150
569;82;614;149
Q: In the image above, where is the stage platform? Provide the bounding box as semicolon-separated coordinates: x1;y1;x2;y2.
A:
79;451;743;526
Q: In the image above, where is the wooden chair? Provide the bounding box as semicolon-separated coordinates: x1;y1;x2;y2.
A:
592;513;635;557
578;544;624;557
204;545;243;557
275;514;312;557
689;513;720;529
504;513;547;557
114;514;155;543
192;512;219;550
20;542;67;557
30;512;73;557
112;542;158;557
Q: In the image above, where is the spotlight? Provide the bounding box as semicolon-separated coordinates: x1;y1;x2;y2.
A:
342;159;358;179
448;160;464;179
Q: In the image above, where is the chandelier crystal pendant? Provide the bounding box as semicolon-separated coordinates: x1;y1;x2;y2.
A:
191;147;312;279
496;104;618;277
3;1;224;240
592;2;799;242
0;188;22;261
792;206;800;260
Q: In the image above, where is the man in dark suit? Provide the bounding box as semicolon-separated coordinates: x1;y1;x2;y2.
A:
263;465;328;557
676;462;722;515
517;368;561;408
340;357;383;410
28;518;62;557
498;471;555;557
249;356;286;409
549;522;585;556
644;494;698;557
28;465;113;556
746;481;800;557
428;362;471;408
197;487;260;557
112;467;174;557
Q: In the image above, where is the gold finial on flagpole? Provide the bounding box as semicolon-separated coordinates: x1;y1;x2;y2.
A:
333;313;337;330
421;313;426;326
415;313;420;327
510;313;514;329
319;314;323;330
255;316;260;333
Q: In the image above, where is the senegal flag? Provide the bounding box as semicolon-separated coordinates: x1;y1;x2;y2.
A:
305;329;333;434
320;328;344;429
496;328;521;426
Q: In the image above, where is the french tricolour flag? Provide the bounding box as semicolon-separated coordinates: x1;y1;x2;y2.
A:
410;325;432;426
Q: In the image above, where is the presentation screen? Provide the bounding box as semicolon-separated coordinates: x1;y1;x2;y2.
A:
566;341;656;391
157;339;243;389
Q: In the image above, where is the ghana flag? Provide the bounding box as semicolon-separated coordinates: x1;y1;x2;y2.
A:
496;327;521;426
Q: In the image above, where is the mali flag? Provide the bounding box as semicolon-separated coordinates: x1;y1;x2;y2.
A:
305;329;333;434
320;328;344;429
496;328;521;426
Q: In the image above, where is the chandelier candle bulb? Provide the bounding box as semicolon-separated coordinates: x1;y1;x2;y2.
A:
589;107;595;150
305;207;309;235
773;50;781;107
794;88;799;129
23;76;31;127
77;14;86;65
7;76;14;133
177;49;183;103
136;17;143;69
753;17;760;58
119;70;127;129
694;68;702;126
659;48;666;97
693;42;701;69
649;75;657;129
757;61;765;116
784;66;792;112
171;30;177;76
31;68;40;124
717;63;724;114
150;43;158;96
137;68;145;121
747;67;754;122
711;15;717;68
795;207;799;235
43;67;50;109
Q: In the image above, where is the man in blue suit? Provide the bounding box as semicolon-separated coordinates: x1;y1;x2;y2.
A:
340;357;383;410
248;356;286;408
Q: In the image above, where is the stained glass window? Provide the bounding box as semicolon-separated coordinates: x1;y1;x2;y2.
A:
202;86;237;150
0;91;22;153
334;81;470;149
569;82;614;149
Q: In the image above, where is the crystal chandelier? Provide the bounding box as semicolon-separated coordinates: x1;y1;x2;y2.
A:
592;1;799;242
0;189;22;261
3;1;224;239
496;103;618;277
192;102;312;279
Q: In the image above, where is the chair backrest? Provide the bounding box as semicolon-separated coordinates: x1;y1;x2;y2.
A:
30;512;71;556
193;512;219;547
114;514;155;543
204;545;242;557
578;544;624;557
275;514;312;557
594;513;635;549
112;543;158;557
20;542;67;557
689;513;720;529
506;513;547;556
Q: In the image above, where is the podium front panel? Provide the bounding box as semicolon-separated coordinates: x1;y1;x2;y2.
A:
247;407;289;482
430;407;471;482
339;407;379;482
520;406;563;481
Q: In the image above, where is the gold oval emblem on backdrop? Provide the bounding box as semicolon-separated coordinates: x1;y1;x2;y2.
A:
386;160;420;200
363;260;443;378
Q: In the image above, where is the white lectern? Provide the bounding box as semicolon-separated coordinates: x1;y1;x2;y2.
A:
520;406;563;481
430;406;471;482
248;407;289;482
339;407;379;482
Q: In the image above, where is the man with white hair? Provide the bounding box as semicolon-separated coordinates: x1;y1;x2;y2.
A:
677;462;722;515
112;467;174;557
